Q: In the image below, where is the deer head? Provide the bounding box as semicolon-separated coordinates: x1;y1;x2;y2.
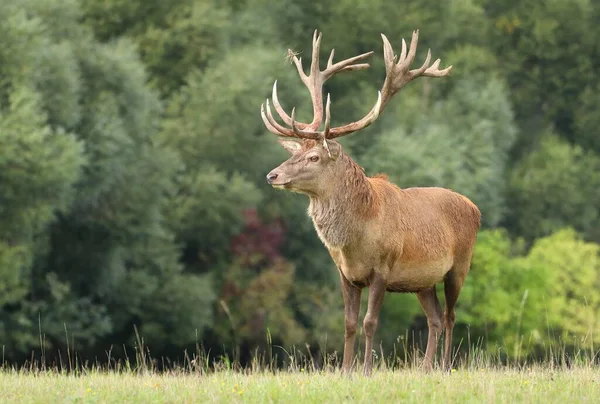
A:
263;30;452;196
265;137;344;195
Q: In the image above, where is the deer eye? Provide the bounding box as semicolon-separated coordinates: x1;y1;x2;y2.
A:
308;155;319;162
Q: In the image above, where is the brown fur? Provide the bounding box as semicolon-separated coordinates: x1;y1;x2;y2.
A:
268;140;481;374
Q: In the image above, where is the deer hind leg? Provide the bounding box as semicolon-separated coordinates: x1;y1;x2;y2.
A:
339;272;362;373
443;262;469;371
416;286;444;371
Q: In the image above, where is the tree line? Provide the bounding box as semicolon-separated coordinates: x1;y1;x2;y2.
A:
0;0;599;365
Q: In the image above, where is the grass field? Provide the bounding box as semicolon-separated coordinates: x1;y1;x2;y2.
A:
1;366;599;403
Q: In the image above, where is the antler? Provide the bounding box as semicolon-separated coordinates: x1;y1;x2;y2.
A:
324;30;452;140
261;30;373;139
379;30;452;111
261;29;452;140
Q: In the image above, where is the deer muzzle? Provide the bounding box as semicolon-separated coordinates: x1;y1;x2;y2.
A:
266;172;279;184
266;170;293;189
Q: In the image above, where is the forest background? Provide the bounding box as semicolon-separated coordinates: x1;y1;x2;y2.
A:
1;0;599;366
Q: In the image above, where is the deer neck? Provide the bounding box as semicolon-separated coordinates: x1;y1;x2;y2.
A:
308;156;375;249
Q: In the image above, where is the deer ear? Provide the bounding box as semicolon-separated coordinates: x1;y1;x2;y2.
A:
324;139;342;160
277;137;303;155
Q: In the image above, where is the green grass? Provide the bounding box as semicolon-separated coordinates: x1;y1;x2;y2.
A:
1;366;599;403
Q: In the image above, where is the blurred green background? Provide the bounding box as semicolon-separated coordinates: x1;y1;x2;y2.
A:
0;0;599;366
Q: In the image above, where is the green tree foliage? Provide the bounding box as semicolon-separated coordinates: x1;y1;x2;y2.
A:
457;230;537;354
459;228;600;356
0;0;86;351
80;0;230;95
160;45;306;179
1;0;599;364
509;133;600;242
158;45;298;272
574;83;600;153
217;257;306;349
487;0;596;140
0;0;215;357
519;229;600;349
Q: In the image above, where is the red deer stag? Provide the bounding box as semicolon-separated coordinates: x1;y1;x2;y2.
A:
261;30;481;376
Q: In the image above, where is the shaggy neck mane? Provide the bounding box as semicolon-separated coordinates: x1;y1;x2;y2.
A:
308;152;377;248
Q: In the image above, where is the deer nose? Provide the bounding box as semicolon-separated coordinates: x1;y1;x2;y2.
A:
266;172;278;184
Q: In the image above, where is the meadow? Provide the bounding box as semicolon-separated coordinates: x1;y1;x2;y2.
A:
2;343;600;404
1;366;599;403
2;2;600;403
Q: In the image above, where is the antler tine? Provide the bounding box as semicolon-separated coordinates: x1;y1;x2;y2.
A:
263;99;320;139
291;107;300;135
379;30;451;111
412;48;432;76
290;108;331;139
310;29;323;76
323;93;331;138
404;30;420;67
327;49;335;68
382;34;395;75
281;92;334;140
261;102;292;136
424;58;453;76
263;100;294;137
291;55;309;85
400;38;407;64
326;91;382;139
271;81;310;129
290;107;321;139
323;51;374;79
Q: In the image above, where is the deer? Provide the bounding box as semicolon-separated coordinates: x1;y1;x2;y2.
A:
261;29;481;376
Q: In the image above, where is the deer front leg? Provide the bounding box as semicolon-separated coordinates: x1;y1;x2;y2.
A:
340;273;362;373
362;274;386;376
